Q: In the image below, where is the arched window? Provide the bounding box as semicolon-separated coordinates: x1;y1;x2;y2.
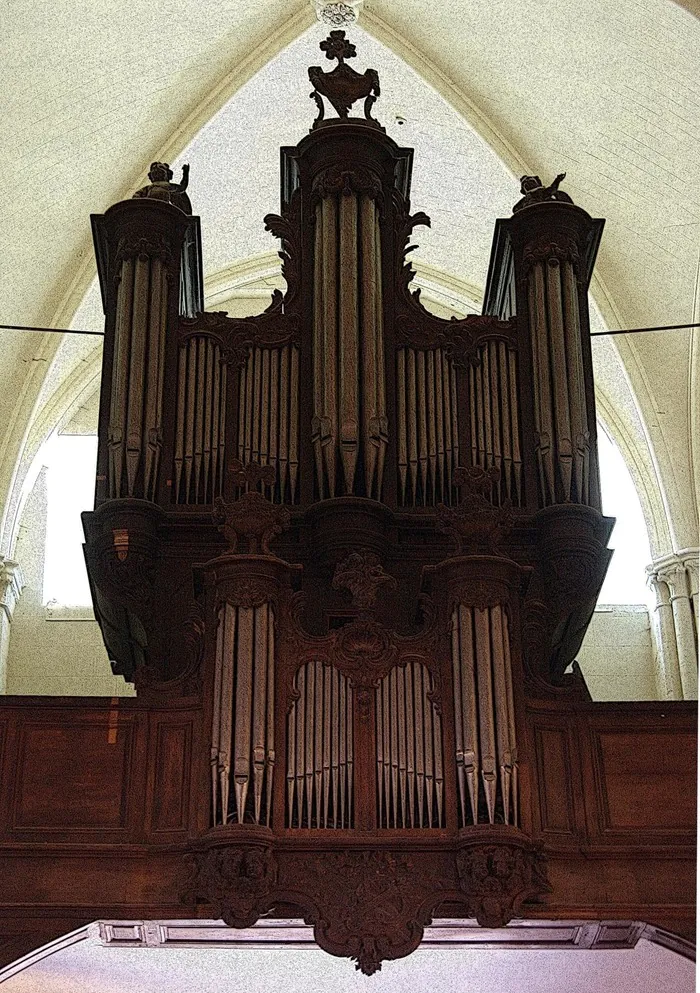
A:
596;423;651;605
42;433;97;609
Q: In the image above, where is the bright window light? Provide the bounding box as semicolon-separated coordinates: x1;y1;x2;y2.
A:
42;433;97;607
596;423;651;605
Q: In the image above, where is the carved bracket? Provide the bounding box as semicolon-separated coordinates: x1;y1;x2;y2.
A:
436;467;513;555
182;835;550;974
183;839;277;928
456;839;551;928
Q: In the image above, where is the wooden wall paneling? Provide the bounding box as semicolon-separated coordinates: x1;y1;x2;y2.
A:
590;729;696;839
0;718;8;838
145;713;194;840
6;703;148;844
533;725;577;839
527;708;588;845
579;710;697;846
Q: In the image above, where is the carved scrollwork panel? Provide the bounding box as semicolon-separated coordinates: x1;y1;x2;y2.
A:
298;851;438;974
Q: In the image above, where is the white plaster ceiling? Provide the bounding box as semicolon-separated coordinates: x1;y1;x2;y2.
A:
2;0;698;554
0;931;693;993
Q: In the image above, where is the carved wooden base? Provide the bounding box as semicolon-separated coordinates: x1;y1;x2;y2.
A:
183;826;549;973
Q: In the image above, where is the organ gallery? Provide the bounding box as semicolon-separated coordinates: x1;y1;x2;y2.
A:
0;31;693;976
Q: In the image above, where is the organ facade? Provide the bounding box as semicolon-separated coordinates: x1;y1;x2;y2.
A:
51;30;694;973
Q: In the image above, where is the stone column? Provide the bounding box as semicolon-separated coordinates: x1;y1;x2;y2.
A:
683;553;698;627
647;551;698;700
0;557;23;693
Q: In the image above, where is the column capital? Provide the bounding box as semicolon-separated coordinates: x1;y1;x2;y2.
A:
647;550;697;601
0;556;23;622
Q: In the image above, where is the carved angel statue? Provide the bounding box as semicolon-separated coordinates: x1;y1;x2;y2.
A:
512;172;573;212
133;161;192;214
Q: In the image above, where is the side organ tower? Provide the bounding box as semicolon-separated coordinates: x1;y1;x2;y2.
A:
85;32;611;974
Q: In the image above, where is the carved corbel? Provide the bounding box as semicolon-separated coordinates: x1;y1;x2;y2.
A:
299;850;436;974
183;836;277;929
435;466;513;556
456;839;551;928
214;463;290;555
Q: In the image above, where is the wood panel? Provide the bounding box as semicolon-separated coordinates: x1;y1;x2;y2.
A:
13;720;135;832
593;731;696;833
533;726;577;838
148;720;193;836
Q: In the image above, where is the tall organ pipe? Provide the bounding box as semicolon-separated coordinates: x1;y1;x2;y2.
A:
526;256;597;507
287;661;353;828
312;190;388;499
109;252;169;499
211;602;276;826
451;602;518;827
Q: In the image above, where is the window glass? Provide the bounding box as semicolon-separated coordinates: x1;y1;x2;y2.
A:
43;434;97;607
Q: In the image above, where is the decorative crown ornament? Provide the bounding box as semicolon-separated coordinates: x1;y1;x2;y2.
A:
308;30;383;130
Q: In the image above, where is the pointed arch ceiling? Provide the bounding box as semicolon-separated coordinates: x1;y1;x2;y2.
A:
3;0;698;552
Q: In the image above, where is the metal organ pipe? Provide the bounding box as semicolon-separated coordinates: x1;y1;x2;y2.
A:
235;343;300;503
468;339;523;506
526;256;598;508
287;662;354;828
174;336;226;504
451;603;518;827
396;347;461;506
211;602;276;826
312;189;388;500
109;251;169;499
375;663;444;829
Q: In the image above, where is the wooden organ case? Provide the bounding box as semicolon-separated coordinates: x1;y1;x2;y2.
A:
75;32;697;974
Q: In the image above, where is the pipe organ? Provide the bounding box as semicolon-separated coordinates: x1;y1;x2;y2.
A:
85;30;613;975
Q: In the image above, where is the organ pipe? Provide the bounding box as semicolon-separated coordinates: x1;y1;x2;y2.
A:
312;190;388;500
468;340;523;505
526;256;597;507
174;336;227;504
451;603;518;827
287;661;354;828
396;347;460;506
211;602;276;826
375;662;445;829
234;344;300;503
109;251;169;499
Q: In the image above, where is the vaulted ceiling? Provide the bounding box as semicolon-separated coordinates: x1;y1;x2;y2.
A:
3;0;698;554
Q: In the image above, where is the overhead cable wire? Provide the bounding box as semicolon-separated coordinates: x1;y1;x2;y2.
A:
0;321;700;339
